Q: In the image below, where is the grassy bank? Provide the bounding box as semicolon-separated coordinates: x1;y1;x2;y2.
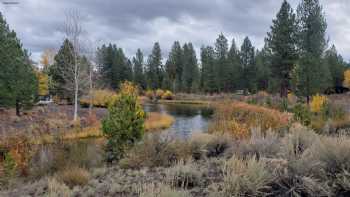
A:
31;112;175;144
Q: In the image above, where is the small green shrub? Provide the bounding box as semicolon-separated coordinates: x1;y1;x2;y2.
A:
293;103;311;126
102;82;145;162
279;98;289;112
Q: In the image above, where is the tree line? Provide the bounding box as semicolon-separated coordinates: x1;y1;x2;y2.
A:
1;0;350;115
95;0;349;101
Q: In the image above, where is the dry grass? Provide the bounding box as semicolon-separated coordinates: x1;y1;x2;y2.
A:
158;100;210;105
139;183;192;197
27;112;175;145
221;156;273;196
166;160;203;188
120;134;192;169
56;166;90;188
47;177;72;197
80;89;118;108
209;101;291;138
145;112;175;131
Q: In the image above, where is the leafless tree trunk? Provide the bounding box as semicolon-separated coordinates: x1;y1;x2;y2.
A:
64;9;83;121
81;39;101;115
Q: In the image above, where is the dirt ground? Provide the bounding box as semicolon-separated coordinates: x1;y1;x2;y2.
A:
0;104;108;138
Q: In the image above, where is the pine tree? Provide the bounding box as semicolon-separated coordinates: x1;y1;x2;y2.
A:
255;46;272;91
96;44;116;88
227;38;241;92
201;46;216;93
324;45;347;87
97;44;131;89
113;48;129;89
214;34;229;92
267;0;298;97
295;0;330;103
182;43;199;92
240;37;256;94
165;41;183;92
132;49;146;89
49;39;75;101
146;42;163;89
0;12;38;116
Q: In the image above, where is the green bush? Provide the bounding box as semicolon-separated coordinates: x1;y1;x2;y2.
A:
293;104;311;126
279;98;289;112
102;82;145;162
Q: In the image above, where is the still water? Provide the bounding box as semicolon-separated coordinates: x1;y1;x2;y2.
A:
144;103;213;138
30;104;213;171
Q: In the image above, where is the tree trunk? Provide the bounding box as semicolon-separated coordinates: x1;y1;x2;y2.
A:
172;80;176;93
15;99;20;116
280;81;288;98
89;66;93;115
73;56;79;121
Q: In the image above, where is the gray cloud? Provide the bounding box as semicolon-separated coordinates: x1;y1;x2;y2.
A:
0;0;349;63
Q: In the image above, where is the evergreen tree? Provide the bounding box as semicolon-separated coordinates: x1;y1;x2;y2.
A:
227;38;241;92
240;37;256;94
201;46;216;93
96;44;116;88
96;44;131;89
324;45;347;87
295;0;330;103
0;12;38;116
113;48;129;89
214;34;229;92
146;42;163;89
255;46;272;91
102;82;145;161
182;43;199;92
132;49;146;89
165;41;183;92
49;39;75;100
267;0;298;97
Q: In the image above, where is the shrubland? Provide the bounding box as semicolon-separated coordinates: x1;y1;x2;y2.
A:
3;124;350;196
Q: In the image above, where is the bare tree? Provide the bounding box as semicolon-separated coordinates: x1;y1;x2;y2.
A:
82;39;97;115
63;9;84;121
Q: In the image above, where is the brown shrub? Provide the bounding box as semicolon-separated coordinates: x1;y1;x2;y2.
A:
120;134;192;169
56;166;90;188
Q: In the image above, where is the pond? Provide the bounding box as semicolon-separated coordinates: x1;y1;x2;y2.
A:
29;103;213;174
144;103;213;138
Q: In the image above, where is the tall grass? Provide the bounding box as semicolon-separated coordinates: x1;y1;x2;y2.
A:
209;101;291;138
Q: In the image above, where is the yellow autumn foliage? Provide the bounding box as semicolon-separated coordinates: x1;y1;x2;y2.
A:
344;69;350;88
310;94;328;113
36;72;49;96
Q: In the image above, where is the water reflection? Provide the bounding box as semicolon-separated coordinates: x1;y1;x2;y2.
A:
144;103;213;138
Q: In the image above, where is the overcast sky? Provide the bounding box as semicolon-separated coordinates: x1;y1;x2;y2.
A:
0;0;349;63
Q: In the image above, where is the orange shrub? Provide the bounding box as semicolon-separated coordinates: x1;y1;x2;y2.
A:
209;101;291;138
0;134;34;177
161;90;174;100
155;89;165;99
